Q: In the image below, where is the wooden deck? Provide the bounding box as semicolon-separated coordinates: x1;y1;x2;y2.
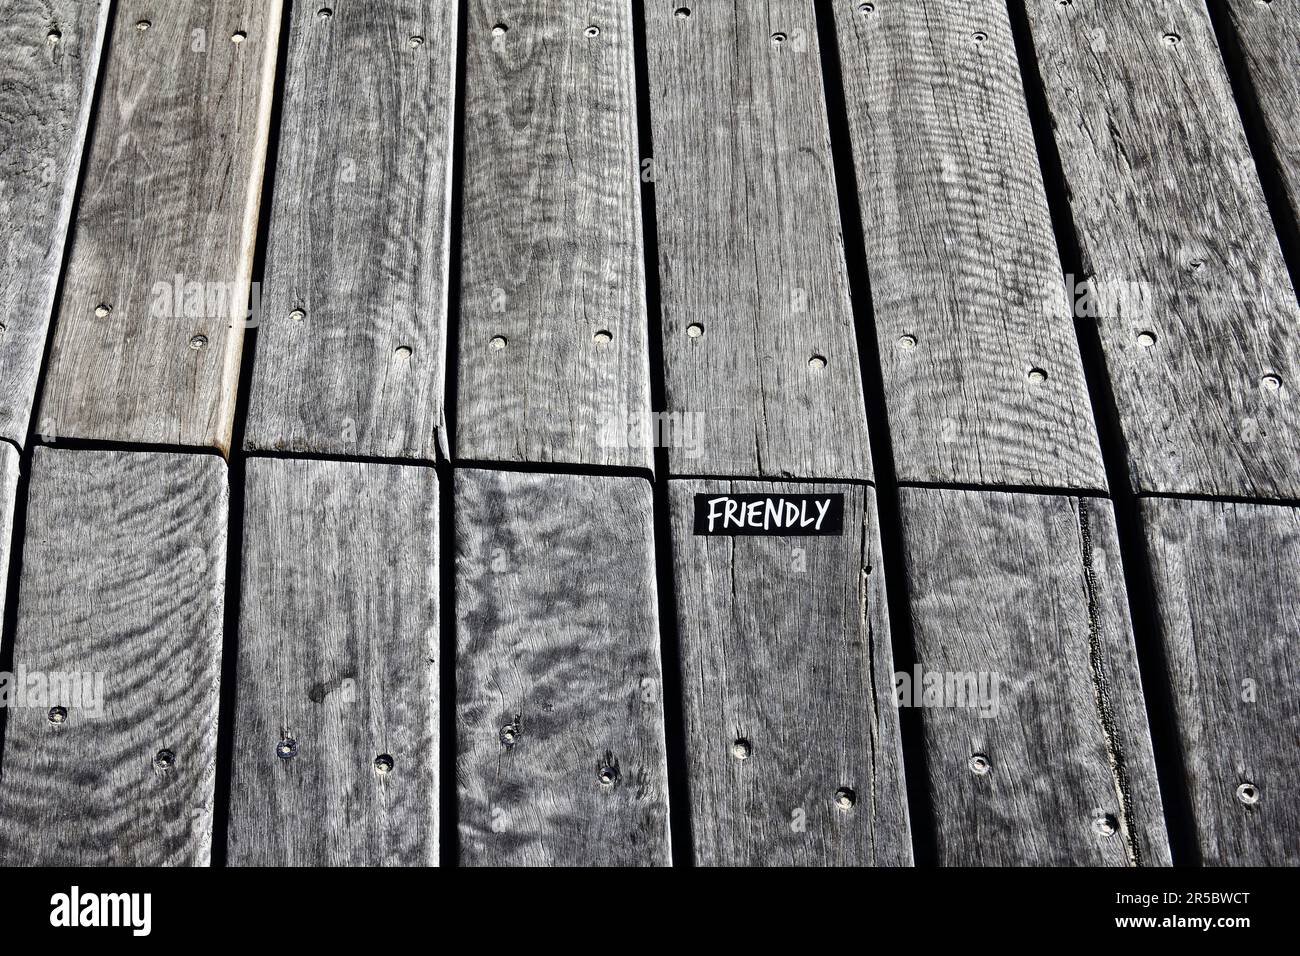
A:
0;0;1294;867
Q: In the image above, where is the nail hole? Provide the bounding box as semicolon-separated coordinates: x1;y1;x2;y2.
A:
1027;367;1048;384
154;749;176;771
731;738;751;760
136;20;151;32
289;309;305;323
1136;330;1157;348
409;35;424;48
1093;813;1119;836
858;2;875;14
374;753;394;774
1260;373;1282;392
972;31;988;44
834;787;857;809
771;31;787;45
808;354;827;370
1188;258;1206;273
317;7;333;19
585;25;600;38
969;752;991;775
489;335;507;351
1058;0;1073;6
499;724;519;747
1236;782;1259;805
276;737;298;760
686;323;704;338
597;764;619;786
394;345;412;360
231;31;246;44
48;706;68;725
47;29;61;44
674;7;691;19
491;23;508;36
94;303;112;318
593;329;613;345
1163;32;1181;45
898;334;917;350
189;334;208;351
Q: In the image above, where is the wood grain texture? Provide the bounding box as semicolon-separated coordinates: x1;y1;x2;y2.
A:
0;0;109;448
832;0;1105;491
1223;0;1300;262
1141;497;1300;866
1024;0;1300;499
670;480;911;866
0;441;16;627
244;0;457;462
456;1;652;471
36;0;282;454
228;458;439;866
646;0;872;481
898;487;1170;866
456;468;670;865
0;447;227;866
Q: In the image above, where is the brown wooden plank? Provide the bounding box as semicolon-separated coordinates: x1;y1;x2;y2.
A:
243;0;457;461
1142;496;1300;866
898;487;1170;865
228;458;439;866
456;1;653;471
0;448;226;866
670;480;912;865
36;0;282;454
455;468;670;865
832;0;1105;491
0;0;110;447
645;0;872;480
1023;0;1300;498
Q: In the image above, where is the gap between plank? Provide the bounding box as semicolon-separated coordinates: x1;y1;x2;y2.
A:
814;0;938;867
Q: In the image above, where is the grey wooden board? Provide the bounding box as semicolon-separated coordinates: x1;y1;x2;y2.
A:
456;468;670;865
897;487;1170;866
228;458;439;866
0;0;109;448
1024;0;1300;499
456;1;653;471
36;0;282;455
832;0;1105;491
0;447;227;866
670;480;912;866
1141;497;1300;866
0;442;16;629
244;0;457;462
645;0;872;481
1224;0;1300;267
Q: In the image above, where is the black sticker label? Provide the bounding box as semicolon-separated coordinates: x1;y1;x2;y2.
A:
693;493;845;536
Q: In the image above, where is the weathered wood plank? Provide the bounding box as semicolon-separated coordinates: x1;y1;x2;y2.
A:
670;480;911;866
646;0;871;480
36;0;282;454
0;0;109;448
1023;0;1300;499
456;468;669;865
832;0;1104;491
244;1;457;462
456;1;652;471
1223;0;1300;258
0;441;16;625
228;458;439;866
1141;497;1300;866
0;447;227;866
898;487;1169;866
